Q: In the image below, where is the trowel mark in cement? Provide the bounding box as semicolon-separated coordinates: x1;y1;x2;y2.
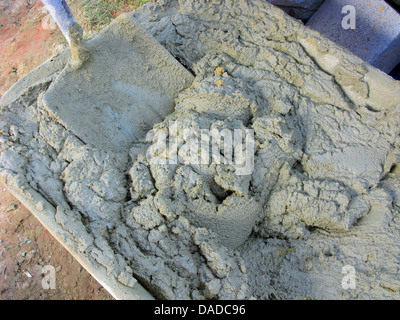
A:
104;81;175;143
112;81;171;137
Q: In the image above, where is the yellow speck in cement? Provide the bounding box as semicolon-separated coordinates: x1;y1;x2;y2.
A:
216;80;224;87
193;82;199;88
377;5;385;13
215;67;225;77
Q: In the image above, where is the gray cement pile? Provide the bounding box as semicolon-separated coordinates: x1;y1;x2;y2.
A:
1;0;400;299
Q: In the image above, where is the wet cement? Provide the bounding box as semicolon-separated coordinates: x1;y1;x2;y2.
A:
1;0;400;299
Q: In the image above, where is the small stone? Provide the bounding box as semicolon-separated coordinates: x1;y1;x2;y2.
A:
5;203;18;212
18;239;31;247
24;271;32;278
41;14;58;31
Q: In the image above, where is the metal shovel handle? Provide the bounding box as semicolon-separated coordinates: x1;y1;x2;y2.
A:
41;0;77;44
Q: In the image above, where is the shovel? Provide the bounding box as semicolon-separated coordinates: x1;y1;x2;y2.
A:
40;0;194;152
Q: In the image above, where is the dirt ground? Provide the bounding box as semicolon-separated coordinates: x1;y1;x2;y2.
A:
0;0;142;300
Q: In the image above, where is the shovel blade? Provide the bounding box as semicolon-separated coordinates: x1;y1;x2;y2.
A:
42;14;194;152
